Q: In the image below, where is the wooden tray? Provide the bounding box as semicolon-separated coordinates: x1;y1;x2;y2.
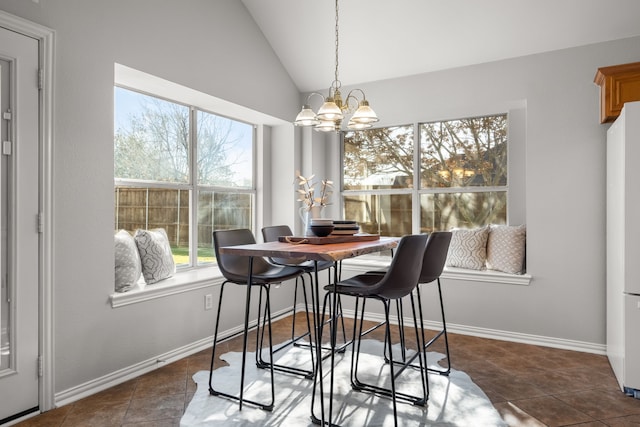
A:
278;234;380;245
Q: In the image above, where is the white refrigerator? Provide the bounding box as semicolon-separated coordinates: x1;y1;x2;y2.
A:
607;100;640;397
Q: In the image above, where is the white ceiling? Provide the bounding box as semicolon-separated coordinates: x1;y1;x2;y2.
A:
241;0;640;93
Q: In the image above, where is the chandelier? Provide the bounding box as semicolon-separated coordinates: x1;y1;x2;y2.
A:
294;0;379;132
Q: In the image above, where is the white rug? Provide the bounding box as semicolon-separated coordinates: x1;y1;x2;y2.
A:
181;340;506;426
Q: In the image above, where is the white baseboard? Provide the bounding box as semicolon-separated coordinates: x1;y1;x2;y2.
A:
54;305;604;408
339;307;606;355
55;335;213;407
54;305;294;408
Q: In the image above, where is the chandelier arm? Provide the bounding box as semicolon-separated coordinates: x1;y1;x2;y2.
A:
304;92;326;108
343;91;361;113
347;88;367;101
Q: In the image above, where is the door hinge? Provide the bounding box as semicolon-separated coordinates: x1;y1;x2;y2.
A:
3;109;12;155
37;212;44;233
3;274;9;303
38;355;43;377
38;69;43;90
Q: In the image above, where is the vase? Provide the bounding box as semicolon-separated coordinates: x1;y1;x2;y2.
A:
299;205;324;236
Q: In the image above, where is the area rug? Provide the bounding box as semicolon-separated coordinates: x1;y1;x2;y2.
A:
181;340;506;426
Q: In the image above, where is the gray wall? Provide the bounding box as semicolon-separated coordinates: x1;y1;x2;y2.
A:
0;0;300;395
1;0;639;401
335;36;640;348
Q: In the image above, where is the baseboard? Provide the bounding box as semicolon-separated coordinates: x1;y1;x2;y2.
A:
55;335;212;407
54;305;294;408
337;307;607;355
54;304;604;408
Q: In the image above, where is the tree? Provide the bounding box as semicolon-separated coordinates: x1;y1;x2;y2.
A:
114;93;242;186
342;115;508;233
114;88;252;252
343;125;414;189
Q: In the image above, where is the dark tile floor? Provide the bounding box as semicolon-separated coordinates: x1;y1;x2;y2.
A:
13;314;640;427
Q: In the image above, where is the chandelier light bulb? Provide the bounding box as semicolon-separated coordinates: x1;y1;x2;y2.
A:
347;120;372;130
316;99;343;121
294;105;320;126
315;119;340;132
350;100;379;125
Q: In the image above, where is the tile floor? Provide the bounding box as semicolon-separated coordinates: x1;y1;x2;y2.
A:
12;314;640;427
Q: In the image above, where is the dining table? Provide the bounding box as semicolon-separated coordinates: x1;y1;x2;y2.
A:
218;235;399;426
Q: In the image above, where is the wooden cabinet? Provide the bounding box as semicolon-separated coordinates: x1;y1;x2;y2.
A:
594;61;640;123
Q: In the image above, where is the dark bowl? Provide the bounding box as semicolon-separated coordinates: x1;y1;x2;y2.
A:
310;225;334;237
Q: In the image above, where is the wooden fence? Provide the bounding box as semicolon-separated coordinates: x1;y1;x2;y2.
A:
114;187;251;248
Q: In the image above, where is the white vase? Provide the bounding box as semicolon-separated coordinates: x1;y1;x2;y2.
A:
300;205;324;236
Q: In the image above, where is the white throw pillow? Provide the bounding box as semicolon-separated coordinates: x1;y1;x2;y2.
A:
446;226;489;270
114;230;141;292
486;224;526;274
134;228;176;284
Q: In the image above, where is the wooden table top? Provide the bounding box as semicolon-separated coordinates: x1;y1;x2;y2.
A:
218;236;399;262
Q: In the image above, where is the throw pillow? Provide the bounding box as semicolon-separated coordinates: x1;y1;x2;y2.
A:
114;230;141;292
134;228;176;284
486;224;526;274
446;226;490;270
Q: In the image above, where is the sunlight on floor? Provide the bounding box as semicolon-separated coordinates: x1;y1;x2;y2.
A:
500;401;545;427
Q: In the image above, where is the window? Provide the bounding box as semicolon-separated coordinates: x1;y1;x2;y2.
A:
114;87;255;268
343;114;508;236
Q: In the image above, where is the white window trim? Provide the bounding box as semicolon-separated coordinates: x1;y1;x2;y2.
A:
341;116;511;236
110;267;225;308
440;266;531;285
111;65;294;308
111;251;530;309
341;256;531;286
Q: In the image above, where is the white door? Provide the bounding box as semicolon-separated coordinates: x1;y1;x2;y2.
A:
0;26;40;423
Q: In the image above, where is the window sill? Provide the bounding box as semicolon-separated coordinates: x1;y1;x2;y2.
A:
442;266;531;285
110;267;224;308
341;256;531;286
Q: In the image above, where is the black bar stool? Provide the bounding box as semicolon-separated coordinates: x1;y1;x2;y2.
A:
322;234;429;426
208;228;305;412
262;225;348;361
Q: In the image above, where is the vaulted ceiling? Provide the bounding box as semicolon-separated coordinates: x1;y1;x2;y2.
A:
242;0;640;92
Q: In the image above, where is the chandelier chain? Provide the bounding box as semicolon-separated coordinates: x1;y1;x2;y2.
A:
293;0;378;131
334;0;340;87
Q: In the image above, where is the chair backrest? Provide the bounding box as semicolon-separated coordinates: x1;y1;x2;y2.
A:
213;228;273;283
375;234;428;300
262;225;292;242
262;225;307;265
419;231;452;284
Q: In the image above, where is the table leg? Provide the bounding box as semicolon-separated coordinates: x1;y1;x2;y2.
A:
311;260;344;426
310;260;327;425
328;262;339;422
238;256;254;411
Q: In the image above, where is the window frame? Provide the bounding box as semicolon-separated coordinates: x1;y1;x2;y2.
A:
114;85;257;270
112;64;294;308
340;114;512;236
338;109;530;284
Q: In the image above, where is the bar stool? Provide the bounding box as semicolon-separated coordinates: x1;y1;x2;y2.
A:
323;234;429;425
414;231;452;375
208;228;305;412
261;225;348;359
367;231;453;375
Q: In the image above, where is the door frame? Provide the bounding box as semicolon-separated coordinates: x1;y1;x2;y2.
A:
0;10;54;414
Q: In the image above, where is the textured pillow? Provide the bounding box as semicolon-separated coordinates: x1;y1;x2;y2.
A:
114;230;141;292
446;226;490;270
486;224;526;274
134;228;176;284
